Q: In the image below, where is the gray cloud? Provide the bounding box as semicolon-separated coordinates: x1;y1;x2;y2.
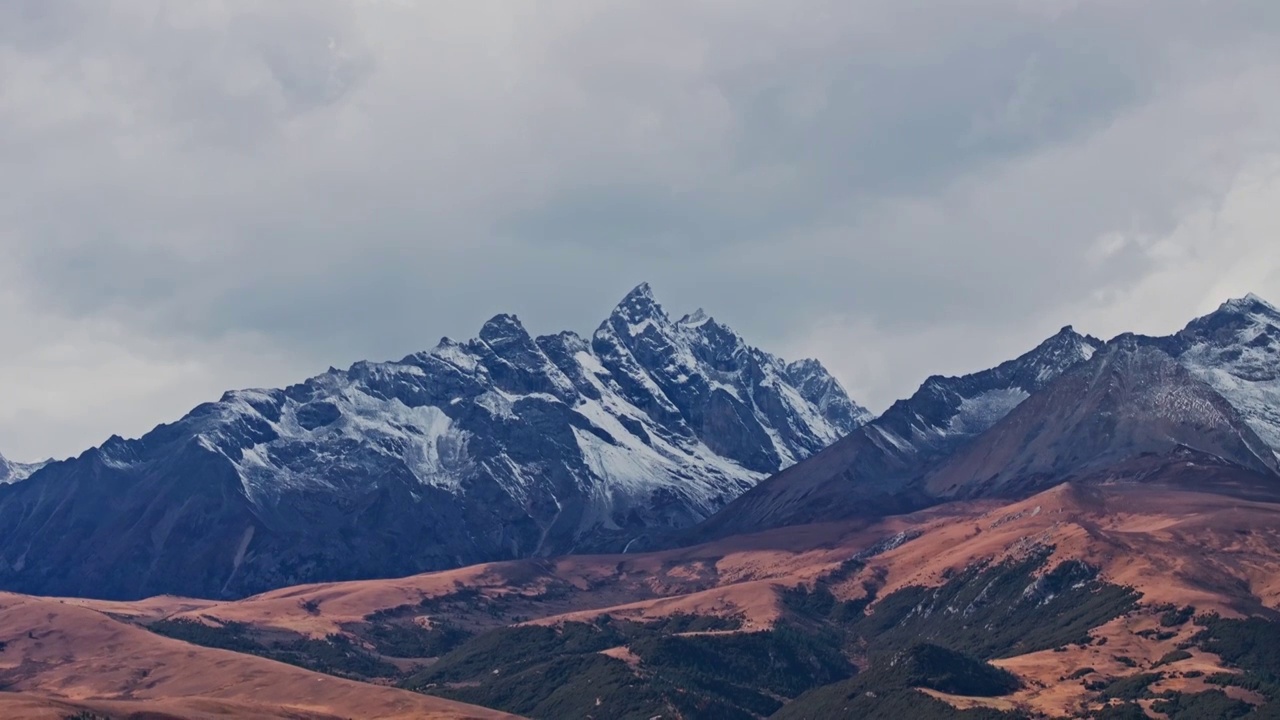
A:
3;0;1280;460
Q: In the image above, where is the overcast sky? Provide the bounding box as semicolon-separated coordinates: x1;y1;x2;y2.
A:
3;1;1280;461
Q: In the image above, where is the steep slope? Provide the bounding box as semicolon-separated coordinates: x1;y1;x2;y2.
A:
693;325;1103;538
1160;294;1280;462
697;294;1280;538
0;593;514;720
93;484;1280;719
0;453;47;485
925;338;1280;500
0;284;865;600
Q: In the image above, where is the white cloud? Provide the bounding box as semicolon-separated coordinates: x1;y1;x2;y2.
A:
0;265;311;459
2;0;1279;457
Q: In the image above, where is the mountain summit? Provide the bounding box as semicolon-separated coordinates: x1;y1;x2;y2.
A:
1164;294;1280;460
698;294;1280;539
0;453;46;485
924;337;1280;499
695;324;1105;538
0;284;868;600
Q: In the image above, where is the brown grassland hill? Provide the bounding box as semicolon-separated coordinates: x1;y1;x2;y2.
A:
6;477;1280;718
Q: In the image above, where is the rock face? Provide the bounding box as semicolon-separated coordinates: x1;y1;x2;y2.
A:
0;454;46;485
923;339;1280;500
698;296;1280;538
694;325;1105;538
0;284;867;600
1158;294;1280;462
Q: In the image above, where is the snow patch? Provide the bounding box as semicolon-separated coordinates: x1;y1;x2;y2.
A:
430;342;481;374
948;388;1031;436
477;391;519;420
1178;304;1280;458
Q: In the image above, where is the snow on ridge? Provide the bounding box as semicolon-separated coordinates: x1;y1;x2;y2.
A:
184;364;480;500
395;405;471;491
947;388;1032;436
122;283;864;525
679;308;711;328
1222;293;1280;316
627;318;658;337
476;390;519;420
1177;304;1280;457
429;340;481;374
0;456;49;485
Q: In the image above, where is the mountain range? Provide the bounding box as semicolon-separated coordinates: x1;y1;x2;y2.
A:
697;293;1280;540
2;289;1280;604
4;289;1280;719
0;283;867;600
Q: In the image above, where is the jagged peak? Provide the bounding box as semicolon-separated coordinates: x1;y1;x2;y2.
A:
536;330;591;354
478;313;532;346
1039;323;1102;348
679;308;711;327
1219;292;1280;317
785;357;825;374
912;325;1099;390
1016;325;1103;366
1090;333;1179;365
543;329;587;343
0;452;51;484
409;336;481;372
626;281;655;300
784;357;857;395
611;282;668;326
1180;293;1280;343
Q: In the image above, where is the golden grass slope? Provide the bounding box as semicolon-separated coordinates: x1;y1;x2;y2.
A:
9;481;1280;719
0;593;515;720
165;483;1280;637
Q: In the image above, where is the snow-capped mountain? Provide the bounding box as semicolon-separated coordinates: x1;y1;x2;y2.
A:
0;283;867;600
0;454;47;485
924;337;1280;499
864;324;1104;461
699;295;1280;539
1159;294;1280;462
695;325;1105;538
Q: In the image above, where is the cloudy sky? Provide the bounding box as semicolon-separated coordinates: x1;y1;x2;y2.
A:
3;0;1280;461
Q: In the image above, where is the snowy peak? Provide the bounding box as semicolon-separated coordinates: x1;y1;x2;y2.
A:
696;327;1108;539
470;312;578;400
926;339;1280;499
1171;293;1280;460
1015;325;1105;385
1181;293;1280;346
622;281;657;303
700;300;1274;540
478;313;533;347
872;325;1104;459
0;282;871;599
679;308;711;328
592;283;869;472
785;358;875;430
611;282;668;332
1;455;28;485
1221;292;1280;317
0;452;50;485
